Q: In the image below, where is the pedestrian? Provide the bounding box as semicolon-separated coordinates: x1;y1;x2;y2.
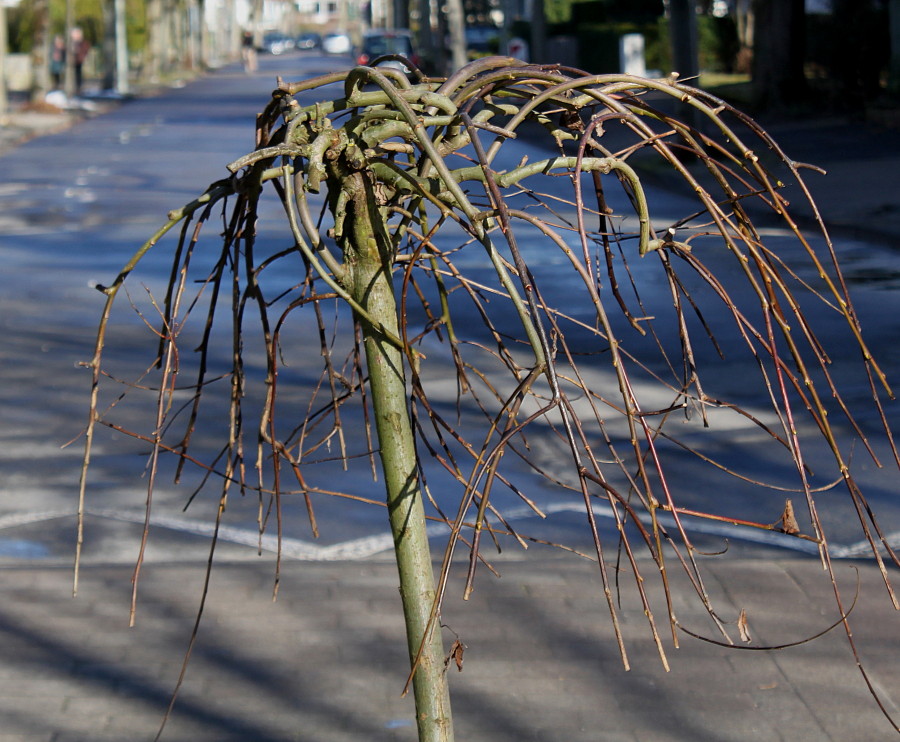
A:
50;35;66;90
242;30;258;74
70;27;91;95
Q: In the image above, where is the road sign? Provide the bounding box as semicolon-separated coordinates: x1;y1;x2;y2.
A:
507;37;528;62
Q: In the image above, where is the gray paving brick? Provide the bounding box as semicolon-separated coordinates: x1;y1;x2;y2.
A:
0;556;897;740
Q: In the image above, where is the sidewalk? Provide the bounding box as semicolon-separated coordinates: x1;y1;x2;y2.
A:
1;68;900;742
725;112;900;244
2;549;900;741
0;92;124;156
0;104;74;154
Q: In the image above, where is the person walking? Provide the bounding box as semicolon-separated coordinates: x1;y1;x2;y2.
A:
50;35;66;90
70;27;90;94
242;31;258;74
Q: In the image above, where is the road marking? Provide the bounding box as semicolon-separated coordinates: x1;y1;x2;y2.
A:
0;505;892;561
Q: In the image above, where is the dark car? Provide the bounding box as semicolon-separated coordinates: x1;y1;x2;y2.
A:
465;25;500;58
296;32;322;50
356;29;419;71
262;32;294;55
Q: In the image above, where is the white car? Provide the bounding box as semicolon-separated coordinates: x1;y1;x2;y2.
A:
322;32;352;55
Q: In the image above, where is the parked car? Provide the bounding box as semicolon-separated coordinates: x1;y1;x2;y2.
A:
322;31;352;55
356;29;419;72
262;32;294;55
296;32;322;50
465;25;500;58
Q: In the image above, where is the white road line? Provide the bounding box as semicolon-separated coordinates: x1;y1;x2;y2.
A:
0;505;892;561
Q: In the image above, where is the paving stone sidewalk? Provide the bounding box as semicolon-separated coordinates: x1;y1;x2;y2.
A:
1;549;898;741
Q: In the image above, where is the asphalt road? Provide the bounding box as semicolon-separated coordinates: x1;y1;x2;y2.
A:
2;52;900;569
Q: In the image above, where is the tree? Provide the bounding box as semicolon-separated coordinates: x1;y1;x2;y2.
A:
668;0;699;80
0;2;9;115
444;0;467;71
830;0;888;106
79;57;900;739
891;0;900;94
751;0;806;108
416;0;435;72
733;0;754;73
29;0;51;101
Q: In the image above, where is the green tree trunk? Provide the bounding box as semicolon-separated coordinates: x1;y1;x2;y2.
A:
340;170;454;742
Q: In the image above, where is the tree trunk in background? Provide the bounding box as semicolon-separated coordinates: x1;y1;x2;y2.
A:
734;0;754;74
145;0;163;81
102;0;117;91
199;0;212;68
114;0;131;91
669;0;698;82
30;0;51;102
164;0;179;75
530;0;545;63
63;0;75;96
668;0;699;130
831;0;883;106
434;6;448;77
444;0;467;73
417;0;435;74
395;0;410;32
751;0;805;110
0;3;7;115
891;0;900;94
178;0;192;71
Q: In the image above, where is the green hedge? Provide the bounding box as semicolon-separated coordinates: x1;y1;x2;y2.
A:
564;21;666;75
544;13;739;76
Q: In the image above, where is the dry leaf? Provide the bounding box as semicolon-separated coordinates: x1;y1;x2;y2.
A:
738;608;752;643
445;639;465;672
780;499;800;535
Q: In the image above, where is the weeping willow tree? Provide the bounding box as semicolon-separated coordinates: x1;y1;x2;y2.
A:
78;56;900;740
